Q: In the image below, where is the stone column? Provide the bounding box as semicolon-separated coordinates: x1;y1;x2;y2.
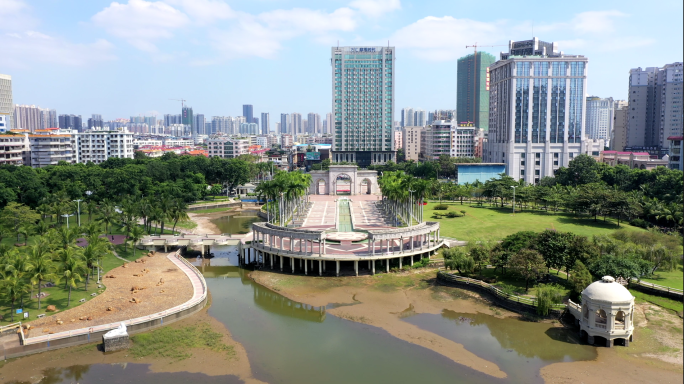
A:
386;259;389;273
270;253;274;269
372;239;375;256
304;259;308;275
587;335;595;345
319;236;322;257
372;260;376;275
280;255;284;271
291;257;295;273
410;255;414;266
606;339;613;348
354;260;358;276
400;236;403;253
410;236;414;251
336;261;340;277
319;260;322;276
399;257;402;269
289;236;293;252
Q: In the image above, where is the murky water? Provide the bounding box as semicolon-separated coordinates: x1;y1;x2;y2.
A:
210;212;263;234
6;363;243;384
25;245;596;383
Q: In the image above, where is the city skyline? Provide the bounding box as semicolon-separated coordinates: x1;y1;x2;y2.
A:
2;0;681;121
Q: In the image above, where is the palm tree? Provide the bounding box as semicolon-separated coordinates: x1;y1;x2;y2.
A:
1;273;30;322
28;246;56;310
54;247;83;289
60;257;85;307
170;201;189;233
81;241;104;290
128;226;146;258
98;203;117;235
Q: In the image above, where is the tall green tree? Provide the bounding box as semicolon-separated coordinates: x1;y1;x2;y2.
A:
509;249;546;292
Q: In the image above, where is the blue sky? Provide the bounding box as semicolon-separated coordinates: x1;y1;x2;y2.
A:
2;0;682;123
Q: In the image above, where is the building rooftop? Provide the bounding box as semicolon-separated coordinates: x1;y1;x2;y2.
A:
582;276;634;303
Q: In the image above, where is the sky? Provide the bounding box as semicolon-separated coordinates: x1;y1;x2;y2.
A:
1;0;682;123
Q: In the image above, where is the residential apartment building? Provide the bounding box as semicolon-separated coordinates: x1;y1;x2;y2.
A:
243;105;253;123
402;126;422;161
332;46;395;165
667;136;682;170
401;107;414;127
485;38;588;183
27;130;77;167
206;137;250;158
291;113;302;135
626;63;683;151
59;114;83;131
75;128;134;164
611;100;629;151
457;52;496;130
261;113;270;134
394;130;403;150
14;104;44;132
0;74;13;130
423;121;453;160
0;133;28;165
450;123;478;158
585;96;614;145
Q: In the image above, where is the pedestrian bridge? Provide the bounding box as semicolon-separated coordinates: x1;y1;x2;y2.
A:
139;234;241;252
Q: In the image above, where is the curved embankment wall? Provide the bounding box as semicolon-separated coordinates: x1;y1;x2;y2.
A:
2;251;207;360
436;271;564;318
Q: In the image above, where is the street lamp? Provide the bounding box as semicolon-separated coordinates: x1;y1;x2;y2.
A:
61;214;74;229
510;186;516;215
73;199;83;227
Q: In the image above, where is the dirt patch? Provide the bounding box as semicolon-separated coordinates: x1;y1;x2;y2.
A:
0;294;266;384
26;252;192;335
251;268;510;379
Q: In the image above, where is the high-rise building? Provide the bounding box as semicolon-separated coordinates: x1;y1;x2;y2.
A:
243;105;254;124
485;38;589;183
0;74;14;130
585;96;614;145
194;114;205;135
280;113;289;134
42;109;57;129
291;113;302;135
14;105;43;132
414;109;427;127
164;114;181;126
611;101;629;151
182;107;194;135
332;46;395;165
402;126;423;161
457;52;496;130
260;112;270;134
59;114;83;131
626;63;683;150
423;121;453;160
75;128;134;164
239;122;259;135
88;114;104;130
325;113;333;134
401;107;414;127
307;113;321;134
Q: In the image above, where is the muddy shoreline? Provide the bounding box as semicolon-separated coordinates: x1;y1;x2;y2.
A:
249;268;683;384
0;294;266;384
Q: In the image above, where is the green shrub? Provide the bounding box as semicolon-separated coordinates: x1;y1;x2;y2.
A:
445;211;460;218
460;210;466;215
629;218;649;228
434;204;449;210
536;284;564;316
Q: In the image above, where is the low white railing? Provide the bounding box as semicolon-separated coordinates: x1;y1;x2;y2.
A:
23;250;207;346
633;280;683;296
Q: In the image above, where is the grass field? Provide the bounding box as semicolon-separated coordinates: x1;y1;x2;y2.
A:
424;201;643;241
641;261;684;290
630;289;684;314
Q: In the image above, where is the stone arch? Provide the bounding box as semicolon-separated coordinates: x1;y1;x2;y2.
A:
615;310;626;328
335;173;353;195
359;178;371;195
316;179;327;195
595;309;607;326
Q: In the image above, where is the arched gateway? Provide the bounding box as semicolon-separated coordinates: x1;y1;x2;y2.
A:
309;165;379;195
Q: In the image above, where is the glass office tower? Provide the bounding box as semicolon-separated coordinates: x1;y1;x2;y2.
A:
331;46;395;166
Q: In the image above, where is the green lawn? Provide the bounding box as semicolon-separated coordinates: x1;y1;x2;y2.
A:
641;261;684;290
424;201;643;241
630;289;684;314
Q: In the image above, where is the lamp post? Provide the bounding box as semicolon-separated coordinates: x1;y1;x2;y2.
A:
510;186;516;215
61;214;74;229
73;199;83;227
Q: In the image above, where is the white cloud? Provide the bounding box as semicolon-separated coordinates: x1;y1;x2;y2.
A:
572;10;626;34
0;0;37;30
349;0;401;17
390;16;503;60
0;31;116;68
92;0;189;52
259;7;357;34
164;0;235;25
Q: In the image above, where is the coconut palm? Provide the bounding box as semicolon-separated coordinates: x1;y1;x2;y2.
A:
1;273;30;322
128;226;146;258
60;257;85;307
54;247;83;289
27;243;56;310
98;203;117;235
170;201;189;233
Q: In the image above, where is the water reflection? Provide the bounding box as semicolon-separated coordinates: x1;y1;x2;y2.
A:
402;310;597;383
7;363;242;384
210;213;263;235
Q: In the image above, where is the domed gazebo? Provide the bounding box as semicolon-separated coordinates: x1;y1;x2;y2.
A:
579;276;635;347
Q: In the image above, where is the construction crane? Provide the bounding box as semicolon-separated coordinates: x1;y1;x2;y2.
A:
169;98;187;110
464;43;506;125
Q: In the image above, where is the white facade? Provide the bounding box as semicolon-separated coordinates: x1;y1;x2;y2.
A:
75;129;134;164
402;126;423;161
450;124;477;158
585;96;614;145
28;131;77;167
0;74;13;131
0;132;28;165
577;276;635;347
485;39;588;183
207;137;250;158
